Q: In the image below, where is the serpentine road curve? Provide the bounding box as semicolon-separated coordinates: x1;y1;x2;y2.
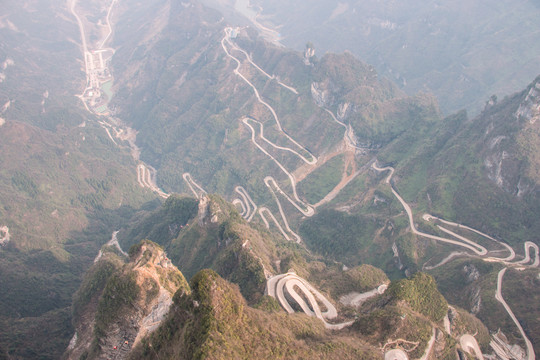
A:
384;349;408;360
460;334;485;360
371;163;487;255
372;161;538;360
423;214;515;261
221;28;316;164
495;268;535;360
267;272;354;330
182;173;207;199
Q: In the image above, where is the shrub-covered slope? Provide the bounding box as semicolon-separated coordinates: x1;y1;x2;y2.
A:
65;240;189;360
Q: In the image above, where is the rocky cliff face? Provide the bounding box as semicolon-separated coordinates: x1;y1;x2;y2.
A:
64;241;189;360
516;79;540;125
482;76;540;197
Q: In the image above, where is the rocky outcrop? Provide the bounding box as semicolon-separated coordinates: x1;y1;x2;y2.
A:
303;45;315;65
64;241;189;360
462;264;482;314
0;226;9;246
197;195;222;226
311;81;335;108
516;80;540;125
483;135;525;196
481;77;540;197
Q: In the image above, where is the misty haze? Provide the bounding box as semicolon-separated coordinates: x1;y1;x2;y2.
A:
0;0;539;359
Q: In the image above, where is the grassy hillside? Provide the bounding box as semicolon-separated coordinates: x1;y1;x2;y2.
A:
130;269;381;360
67;240;190;359
0;0;157;357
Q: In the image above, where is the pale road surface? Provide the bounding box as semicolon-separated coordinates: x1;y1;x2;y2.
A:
339;284;388;307
423;213;516;261
436;226;487;255
223;30;320;241
71;0;168;200
223;26;368;243
515;242;540;266
137;164;168;198
182;173;207;199
322;108;365;151
419;327;436;360
225;36;297;94
94;230;128;263
373;162;540;264
234;186;257;222
372;163;489;255
70;0;91;93
234;187;252;220
372;161;538;360
267;272;354;330
460;334;485;360
443;314;451;335
495;268;535;360
384;349;408;360
98;120;118;145
241;117;314;241
232;199;246;216
263;178;303;243
258;207;292;242
222;28;316;164
246;115;314;165
99;0;117;49
423;251;467;270
264;176;313;217
243;117;313;211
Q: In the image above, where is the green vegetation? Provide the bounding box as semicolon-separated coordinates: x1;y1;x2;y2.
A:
429;258;496;308
309;263;389;298
298;155;344;204
499;268;540;355
124;195;279;303
72;254;124;319
11;172;39;198
94;272;139;339
254;295;282;312
451;307;491;351
121;195;198;250
387;272;448;322
5;0;538;356
352;306;432;358
299;209;381;264
101;81;113;101
130;269;381;359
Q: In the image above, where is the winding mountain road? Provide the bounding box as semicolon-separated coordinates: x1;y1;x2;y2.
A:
372;163;488;255
221;28;326;242
182;173;207;199
94;230;128;263
267;272;354;330
99;0;117;49
423;213;515;261
460;334;485;360
233;186;258;222
339;284;388;307
137;164;168;198
258;207;293;242
495;268;535;360
372;161;538;360
384;349;409;360
222;28;316;164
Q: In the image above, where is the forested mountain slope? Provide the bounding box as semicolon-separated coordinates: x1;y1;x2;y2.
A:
205;0;540;115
